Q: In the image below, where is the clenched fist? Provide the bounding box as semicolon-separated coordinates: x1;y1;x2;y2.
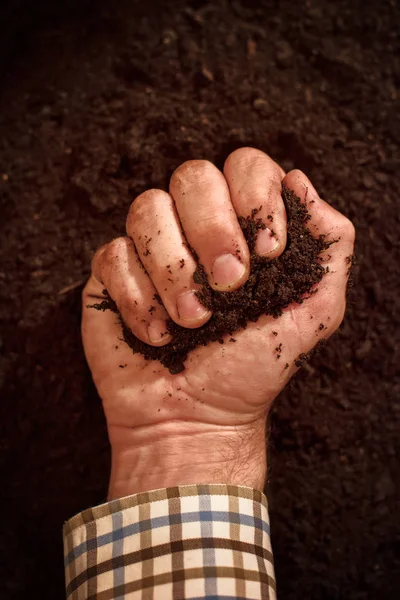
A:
82;148;355;499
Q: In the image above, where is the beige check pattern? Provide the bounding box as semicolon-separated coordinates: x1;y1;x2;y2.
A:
64;484;276;599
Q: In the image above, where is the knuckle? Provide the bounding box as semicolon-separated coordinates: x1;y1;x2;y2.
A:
225;147;281;176
128;189;168;223
333;213;355;243
91;244;108;281
225;148;284;196
94;237;132;285
91;242;107;265
343;216;356;242
225;146;265;169
284;170;312;197
171;159;216;187
105;237;131;261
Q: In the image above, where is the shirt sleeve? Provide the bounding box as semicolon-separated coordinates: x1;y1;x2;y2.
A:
63;483;276;599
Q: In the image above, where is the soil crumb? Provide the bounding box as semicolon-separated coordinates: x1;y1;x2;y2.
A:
90;186;330;374
294;339;327;368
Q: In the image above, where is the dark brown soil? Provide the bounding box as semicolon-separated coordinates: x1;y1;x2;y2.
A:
0;1;399;599
93;187;329;374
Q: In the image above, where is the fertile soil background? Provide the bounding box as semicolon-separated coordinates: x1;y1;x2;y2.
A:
0;0;399;598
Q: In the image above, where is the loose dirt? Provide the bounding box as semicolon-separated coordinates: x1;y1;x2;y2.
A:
0;1;399;598
92;187;329;374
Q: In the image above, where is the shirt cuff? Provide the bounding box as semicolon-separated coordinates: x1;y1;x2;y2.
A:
64;484;276;600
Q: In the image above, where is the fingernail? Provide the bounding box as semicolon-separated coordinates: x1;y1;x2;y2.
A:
177;291;209;321
256;228;279;256
211;253;246;288
148;319;170;344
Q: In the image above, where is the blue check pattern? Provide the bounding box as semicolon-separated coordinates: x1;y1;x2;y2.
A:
64;484;276;599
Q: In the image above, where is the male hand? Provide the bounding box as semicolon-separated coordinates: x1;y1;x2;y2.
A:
82;148;355;499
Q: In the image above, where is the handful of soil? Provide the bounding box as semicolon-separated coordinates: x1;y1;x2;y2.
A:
92;186;330;374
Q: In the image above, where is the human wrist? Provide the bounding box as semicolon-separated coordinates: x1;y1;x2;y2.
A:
107;419;267;500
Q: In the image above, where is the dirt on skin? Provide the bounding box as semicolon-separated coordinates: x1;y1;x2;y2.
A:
92;186;330;374
0;1;399;599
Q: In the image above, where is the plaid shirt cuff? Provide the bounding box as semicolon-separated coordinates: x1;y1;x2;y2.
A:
63;484;276;599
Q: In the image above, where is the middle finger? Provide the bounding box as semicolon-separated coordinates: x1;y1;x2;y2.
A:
169;160;250;292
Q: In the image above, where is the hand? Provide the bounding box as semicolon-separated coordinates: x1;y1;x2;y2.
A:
82;148;355;499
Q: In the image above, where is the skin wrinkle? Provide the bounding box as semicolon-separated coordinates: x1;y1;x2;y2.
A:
109;421;267;493
172;160;218;189
106;379;266;429
183;373;268;418
108;421;258;441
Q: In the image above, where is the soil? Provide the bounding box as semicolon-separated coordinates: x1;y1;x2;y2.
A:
93;187;329;374
0;1;399;599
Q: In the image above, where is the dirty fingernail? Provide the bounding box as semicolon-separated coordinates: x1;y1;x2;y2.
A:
256;228;279;256
211;253;246;288
177;291;209;321
148;319;170;344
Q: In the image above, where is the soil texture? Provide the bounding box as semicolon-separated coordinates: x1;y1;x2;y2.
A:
0;1;399;599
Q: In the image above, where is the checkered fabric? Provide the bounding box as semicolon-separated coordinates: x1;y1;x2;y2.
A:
64;484;276;599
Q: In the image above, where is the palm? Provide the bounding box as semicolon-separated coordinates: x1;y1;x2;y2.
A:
83;293;330;433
